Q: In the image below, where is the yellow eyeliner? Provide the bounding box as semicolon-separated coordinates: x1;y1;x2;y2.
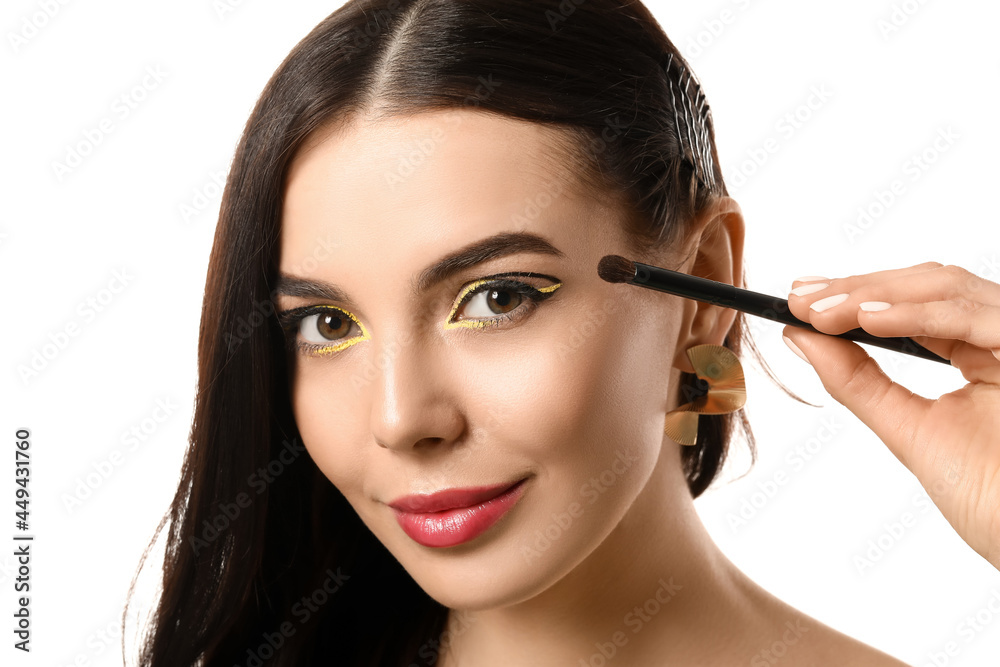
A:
296;277;562;354
443;279;562;330
305;307;371;356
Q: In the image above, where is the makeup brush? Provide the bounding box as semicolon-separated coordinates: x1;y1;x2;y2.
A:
597;254;951;365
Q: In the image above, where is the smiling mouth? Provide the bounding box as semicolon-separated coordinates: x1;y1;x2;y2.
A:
387;477;528;513
389;478;530;548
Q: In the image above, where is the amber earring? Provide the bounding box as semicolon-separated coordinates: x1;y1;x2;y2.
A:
663;344;746;446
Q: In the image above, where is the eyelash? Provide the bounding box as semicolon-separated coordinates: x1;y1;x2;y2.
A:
276;277;559;357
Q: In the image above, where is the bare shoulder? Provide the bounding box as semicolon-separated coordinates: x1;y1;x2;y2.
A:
727;569;911;666
802;620;912;667
742;595;913;666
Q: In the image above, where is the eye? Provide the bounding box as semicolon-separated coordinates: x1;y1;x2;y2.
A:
275;273;563;356
277;305;368;356
300;310;355;344
446;277;562;330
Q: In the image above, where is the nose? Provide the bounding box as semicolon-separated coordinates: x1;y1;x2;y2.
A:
366;327;465;453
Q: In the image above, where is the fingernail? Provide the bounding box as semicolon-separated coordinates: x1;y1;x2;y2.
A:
810;293;849;313
793;275;829;283
859;301;892;312
993;349;1000;362
790;283;829;297
783;335;811;364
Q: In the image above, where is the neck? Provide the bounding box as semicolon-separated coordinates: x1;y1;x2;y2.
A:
435;443;769;666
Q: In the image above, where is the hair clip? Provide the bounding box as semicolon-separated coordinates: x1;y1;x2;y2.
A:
662;53;717;190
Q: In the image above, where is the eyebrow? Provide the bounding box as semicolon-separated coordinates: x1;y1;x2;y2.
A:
274;231;566;305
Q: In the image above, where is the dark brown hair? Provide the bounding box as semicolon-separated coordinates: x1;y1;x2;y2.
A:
126;1;806;664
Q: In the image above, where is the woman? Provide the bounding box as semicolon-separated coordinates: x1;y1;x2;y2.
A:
127;0;1000;664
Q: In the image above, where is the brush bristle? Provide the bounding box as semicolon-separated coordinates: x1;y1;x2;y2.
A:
597;254;636;284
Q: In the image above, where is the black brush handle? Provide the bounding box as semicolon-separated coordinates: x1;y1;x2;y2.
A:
632;261;951;365
734;290;950;365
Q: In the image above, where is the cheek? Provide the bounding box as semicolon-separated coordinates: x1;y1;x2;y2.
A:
478;295;674;487
289;360;366;493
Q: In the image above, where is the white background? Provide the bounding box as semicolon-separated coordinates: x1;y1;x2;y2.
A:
2;0;998;665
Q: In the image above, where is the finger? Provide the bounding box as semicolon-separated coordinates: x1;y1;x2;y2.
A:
852;264;1000;307
872;333;990;372
787;265;1000;335
857;300;1000;353
858;302;1000;382
782;326;933;471
787;264;944;334
790;261;943;290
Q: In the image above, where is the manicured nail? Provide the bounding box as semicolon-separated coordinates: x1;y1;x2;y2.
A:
859;301;891;312
790;283;829;297
793;275;829;284
810;293;848;313
783;335;810;364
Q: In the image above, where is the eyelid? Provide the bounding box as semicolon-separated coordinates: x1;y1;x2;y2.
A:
277;271;562;354
277;305;370;356
443;275;562;330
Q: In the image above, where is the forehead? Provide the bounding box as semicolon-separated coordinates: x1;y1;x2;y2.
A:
278;109;625;277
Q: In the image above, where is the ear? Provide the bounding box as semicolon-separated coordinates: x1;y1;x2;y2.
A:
670;196;746;374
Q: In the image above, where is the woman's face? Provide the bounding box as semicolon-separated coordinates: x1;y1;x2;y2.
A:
277;109;688;609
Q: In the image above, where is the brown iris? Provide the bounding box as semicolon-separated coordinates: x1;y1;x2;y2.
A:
482;287;521;315
315;311;352;340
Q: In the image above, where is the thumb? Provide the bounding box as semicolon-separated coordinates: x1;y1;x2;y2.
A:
782;326;933;471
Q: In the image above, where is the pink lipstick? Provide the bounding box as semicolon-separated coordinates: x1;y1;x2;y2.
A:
388;478;528;548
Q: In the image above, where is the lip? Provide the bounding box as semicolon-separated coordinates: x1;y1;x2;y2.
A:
389;477;529;548
388;479;525;513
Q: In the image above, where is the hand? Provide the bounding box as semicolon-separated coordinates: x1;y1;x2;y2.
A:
781;262;1000;571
